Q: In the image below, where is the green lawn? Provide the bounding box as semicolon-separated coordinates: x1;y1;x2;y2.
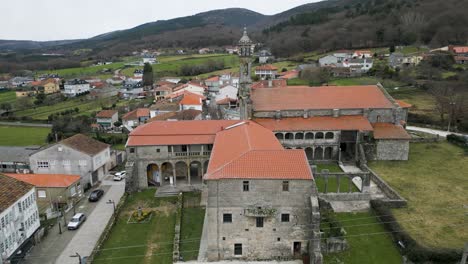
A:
388;86;438;121
314;164;359;193
93;190;178;264
0;91;16;105
180;192;205;261
324;212;402;264
287;78;310;86
369;142;468;249
316;163;343;173
0;126;50;146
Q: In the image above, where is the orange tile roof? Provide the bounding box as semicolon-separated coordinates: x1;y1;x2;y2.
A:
205;122;313;180
216;97;237;105
122;108;150;120
255;64;278;71
180;92;203;106
127;120;239;146
279;70;299;80
96;110;118;118
251;85;395;111
396;100;412;108
5;173;81;188
205;76;220;82
255;116;374;132
30;81;42;86
373;123;411;140
453;47;468;54
148;110;202;122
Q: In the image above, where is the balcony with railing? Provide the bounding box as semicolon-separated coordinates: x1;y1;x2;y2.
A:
244;207;277;217
170;151;211;158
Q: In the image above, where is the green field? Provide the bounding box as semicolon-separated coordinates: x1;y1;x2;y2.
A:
93;190;178;264
369;142;468;249
0;125;50;146
180;192;205;261
388;86;438;120
0;91;16;105
314;164;359;193
324;212;402;264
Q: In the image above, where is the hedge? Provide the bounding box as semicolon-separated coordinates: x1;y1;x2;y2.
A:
370;200;462;263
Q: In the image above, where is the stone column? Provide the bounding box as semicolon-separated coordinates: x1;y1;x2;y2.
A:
187;162;191;185
173;166;177;187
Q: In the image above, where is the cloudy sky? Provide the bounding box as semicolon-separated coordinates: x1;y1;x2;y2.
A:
1;0;318;41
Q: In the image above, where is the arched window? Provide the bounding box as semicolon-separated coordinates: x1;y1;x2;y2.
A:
316;132;324;139
275;133;284;140
324;147;333;160
305;148;313;161
285;133;294;140
305;133;314;140
325;132;334;139
314;147;324;160
295;133;304;140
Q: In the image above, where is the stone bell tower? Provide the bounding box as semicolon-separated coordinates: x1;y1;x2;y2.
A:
238;27;254;120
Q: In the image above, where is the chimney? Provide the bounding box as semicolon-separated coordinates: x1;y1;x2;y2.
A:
268;80;273;88
303;109;309;119
333;109;340;118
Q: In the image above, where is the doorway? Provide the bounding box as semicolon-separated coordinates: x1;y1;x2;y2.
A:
293;241;301;256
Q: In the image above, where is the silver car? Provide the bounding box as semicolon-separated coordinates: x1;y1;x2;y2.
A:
67;213;86;230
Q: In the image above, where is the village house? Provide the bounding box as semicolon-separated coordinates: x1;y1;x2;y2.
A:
96;110;119;130
179;92;205;111
225;46;238;54
122;108;150;128
9;76;34;87
154;85;174;100
170;82;207;97
147;109;202;122
134;69;144;78
4;173;82;219
29;134;111;188
389;53;423;68
0;174;40;264
142;55;157;65
40;79;61;94
258;49;273;64
333;50;353;62
319;55;339;67
203;121;317;261
15;87;44;98
205;76;222;93
342;58;374;72
199;48;211;54
150;100;180;118
0;146;43;173
215;85;238;106
255;64;278;80
63;79;90;97
279;70;299;80
353;50;373;58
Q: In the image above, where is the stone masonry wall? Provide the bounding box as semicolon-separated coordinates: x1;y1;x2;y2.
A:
376;140;409;161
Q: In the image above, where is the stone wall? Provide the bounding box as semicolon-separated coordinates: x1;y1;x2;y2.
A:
205;179;318;261
253;108;395;122
364;165;407;208
376;140;409;161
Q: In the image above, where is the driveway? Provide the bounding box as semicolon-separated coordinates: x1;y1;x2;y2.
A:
18;178;125;264
407;126;466;138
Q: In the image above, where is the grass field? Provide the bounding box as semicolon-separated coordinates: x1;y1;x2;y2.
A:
388;87;438;120
315;163;359;193
93;190;178;264
0;91;16;105
180;192;205;261
324;212;402;264
0;125;50;146
369;142;468;249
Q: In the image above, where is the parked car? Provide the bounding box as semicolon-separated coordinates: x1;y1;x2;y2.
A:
67;213;86;230
88;189;104;202
113;171;127;181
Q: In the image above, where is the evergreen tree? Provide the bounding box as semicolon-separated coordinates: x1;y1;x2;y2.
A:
143;63;154;86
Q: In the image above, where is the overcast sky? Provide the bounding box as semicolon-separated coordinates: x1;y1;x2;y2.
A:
1;0;318;41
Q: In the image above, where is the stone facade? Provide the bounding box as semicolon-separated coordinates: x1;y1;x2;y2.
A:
205;179;317;261
375;140;409;161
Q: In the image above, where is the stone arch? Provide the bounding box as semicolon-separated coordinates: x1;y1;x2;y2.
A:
316;132;324;139
285;133;294;140
275;133;284;140
175;161;188;183
314;147;324;160
147;163;160;186
295;133;304;140
324;147;333;160
305;148;313;161
305;132;314;140
325;132;334;139
203;160;209;175
190;161;203;183
161;162;173;184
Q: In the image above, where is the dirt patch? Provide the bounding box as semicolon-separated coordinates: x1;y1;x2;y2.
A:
143;236;161;264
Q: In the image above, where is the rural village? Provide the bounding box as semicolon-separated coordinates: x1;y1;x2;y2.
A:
0;1;467;264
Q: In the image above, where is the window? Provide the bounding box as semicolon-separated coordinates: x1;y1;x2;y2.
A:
282;181;289;192
18;202;22;212
243;181;249;192
79;160;87;166
277;237;281;241
63;160;71;166
256;217;264;228
38;190;46;198
281;214;290;222
129;148;135;153
223;214;232;223
234;244;242;255
37;161;49;168
156;148;160;153
70;186;76;196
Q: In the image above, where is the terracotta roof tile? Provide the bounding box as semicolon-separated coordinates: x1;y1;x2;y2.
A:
205;122;313;180
205;76;220;82
279;70;299;80
251;85;395;111
373;123;411;140
61;134;109;156
96;110;118;118
252;79;287;89
180;93;204;106
122;108;150;120
255;116;374;132
255;64;278;71
5;173;81;188
148;109;202;122
0;174;34;212
453;47;468;54
396;100;412;108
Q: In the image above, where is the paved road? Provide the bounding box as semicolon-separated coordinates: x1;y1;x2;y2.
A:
0;121;52;128
407;126;465;138
55;178;125;264
18;178;124;264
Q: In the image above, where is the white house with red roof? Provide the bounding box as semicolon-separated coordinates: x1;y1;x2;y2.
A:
170;82;207;98
122;108;150;128
179;92;204;111
353;50;373;58
96;110;118;129
254;64;278;80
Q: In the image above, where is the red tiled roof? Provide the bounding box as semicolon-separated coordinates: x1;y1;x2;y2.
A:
279;70;299;80
396;100;412;108
180;92;203;106
31;81;42;86
205;122;313;180
255;116;374;132
205;76;220;82
373;123;411;140
0;174;34;211
127;120;239;146
122;108;150;120
453;47;468;54
96;110;117;118
173;82;207;92
5;173;80;188
251;85;395;111
255;64;278;71
216;97;237;105
148;110;202;122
